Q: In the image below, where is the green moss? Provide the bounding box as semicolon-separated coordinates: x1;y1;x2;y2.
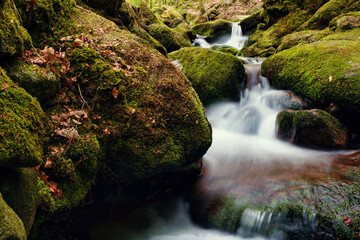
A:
0;0;32;57
0;192;26;240
276;109;348;149
148;24;182;52
155;5;184;25
0;67;49;168
240;10;263;33
299;0;359;30
5;60;60;105
261;40;360;111
210;45;238;55
0;168;40;235
277;29;330;51
138;1;163;26
168;47;246;105
192;20;231;40
329;11;360;31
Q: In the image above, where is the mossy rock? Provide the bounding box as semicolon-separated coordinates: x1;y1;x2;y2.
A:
138;1;163;26
299;0;359;30
240;10;263;33
276;109;348;149
0;67;49;168
241;9;309;57
174;22;197;40
277;29;330;52
0;168;39;235
192;20;232;41
148;23;182;52
329;11;360;31
261;40;360;111
5;60;60;105
168;47;246;105
210;45;238;55
155;5;184;25
0;0;32;57
14;0;75;38
68;7;212;184
0;193;26;240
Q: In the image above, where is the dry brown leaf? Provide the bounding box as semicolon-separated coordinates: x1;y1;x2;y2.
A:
112;87;118;98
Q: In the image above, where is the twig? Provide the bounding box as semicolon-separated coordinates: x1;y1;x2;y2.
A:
77;84;91;110
31;44;46;63
11;0;22;24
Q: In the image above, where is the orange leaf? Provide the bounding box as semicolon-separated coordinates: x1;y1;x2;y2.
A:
112;87;118;98
105;49;110;55
44;158;53;168
34;165;41;171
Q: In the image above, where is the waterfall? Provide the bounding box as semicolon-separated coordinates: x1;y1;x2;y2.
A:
193;22;248;50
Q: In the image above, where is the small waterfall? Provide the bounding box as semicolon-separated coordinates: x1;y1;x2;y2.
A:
193;22;248;50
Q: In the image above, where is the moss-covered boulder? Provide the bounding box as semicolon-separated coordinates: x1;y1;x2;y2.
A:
0;67;49;168
148;24;182;52
0;168;39;235
329;11;360;31
192;20;231;41
174;22;197;40
138;1;163;26
240;10;263;33
168;47;246;105
261;40;360;111
0;193;26;240
299;0;360;30
276;29;330;52
276;109;348;149
210;45;238;55
66;7;212;184
0;0;32;57
5;60;60;105
240;9;309;57
14;0;75;39
155;5;184;25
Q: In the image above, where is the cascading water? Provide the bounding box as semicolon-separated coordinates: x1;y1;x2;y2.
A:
193;22;248;50
92;24;356;240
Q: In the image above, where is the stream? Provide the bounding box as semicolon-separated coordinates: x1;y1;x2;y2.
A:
90;23;358;240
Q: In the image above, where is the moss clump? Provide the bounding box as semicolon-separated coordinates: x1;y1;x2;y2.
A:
5;60;60;105
192;20;232;41
277;29;330;51
210;45;238;55
241;9;309;57
148;24;182;53
299;0;359;30
155;5;184;25
0;0;32;57
276;109;348;149
240;10;263;33
0;192;26;240
261;40;360;111
0;67;49;168
0;168;39;235
168;47;246;105
329;11;360;31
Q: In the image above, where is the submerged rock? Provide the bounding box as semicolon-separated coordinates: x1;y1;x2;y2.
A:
0;193;26;240
276;109;348;149
168;47;246;105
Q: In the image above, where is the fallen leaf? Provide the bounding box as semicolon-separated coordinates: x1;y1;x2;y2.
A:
112;87;118;98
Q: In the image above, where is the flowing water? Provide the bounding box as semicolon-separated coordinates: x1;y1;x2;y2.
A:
90;23;359;240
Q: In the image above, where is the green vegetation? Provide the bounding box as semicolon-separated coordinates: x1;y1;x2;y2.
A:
168;47;246;105
0;0;32;57
276;109;348;149
192;20;231;40
0;68;49;168
261;40;360;111
0;193;26;240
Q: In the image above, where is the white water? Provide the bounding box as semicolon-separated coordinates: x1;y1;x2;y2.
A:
193;22;248;50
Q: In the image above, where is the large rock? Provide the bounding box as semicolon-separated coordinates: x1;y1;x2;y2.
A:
276;109;348;149
192;20;232;41
68;7;212;184
168;47;246;105
0;168;39;235
148;24;188;52
0;193;26;240
0;0;32;57
0;67;49;167
329;11;360;31
261;40;360;112
5;60;60;105
299;0;360;30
